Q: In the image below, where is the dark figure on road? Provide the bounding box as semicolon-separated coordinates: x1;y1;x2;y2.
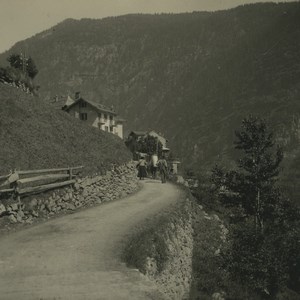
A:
137;156;147;180
157;156;168;183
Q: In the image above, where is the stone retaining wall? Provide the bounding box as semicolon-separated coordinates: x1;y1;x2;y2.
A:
0;161;139;225
144;198;195;300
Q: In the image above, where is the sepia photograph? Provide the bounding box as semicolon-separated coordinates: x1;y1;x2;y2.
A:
0;0;299;299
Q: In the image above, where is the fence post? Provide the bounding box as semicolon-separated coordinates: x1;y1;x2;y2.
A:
68;167;73;180
10;177;20;204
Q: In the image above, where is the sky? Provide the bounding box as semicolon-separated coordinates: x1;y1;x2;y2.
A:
0;0;295;53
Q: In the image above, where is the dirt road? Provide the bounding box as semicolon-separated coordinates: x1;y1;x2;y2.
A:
0;180;183;300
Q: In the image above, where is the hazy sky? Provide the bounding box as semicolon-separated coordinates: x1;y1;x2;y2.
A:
0;0;295;53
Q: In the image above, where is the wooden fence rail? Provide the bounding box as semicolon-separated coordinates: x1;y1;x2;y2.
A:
0;166;83;197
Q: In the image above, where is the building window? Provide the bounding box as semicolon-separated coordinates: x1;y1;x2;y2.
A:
109;115;113;120
80;113;87;120
104;114;107;120
105;126;109;132
79;101;87;108
110;126;114;132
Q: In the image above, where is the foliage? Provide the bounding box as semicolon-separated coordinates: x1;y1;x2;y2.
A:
212;115;283;230
224;208;300;298
126;134;163;157
26;57;39;79
136;135;163;156
190;208;226;299
7;53;24;70
122;197;193;281
122;203;185;275
7;53;38;79
122;222;169;274
0;53;39;93
212;116;300;298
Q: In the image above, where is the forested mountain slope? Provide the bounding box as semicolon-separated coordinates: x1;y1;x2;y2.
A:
1;2;299;178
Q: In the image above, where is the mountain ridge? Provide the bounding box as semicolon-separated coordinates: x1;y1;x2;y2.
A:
1;2;299;179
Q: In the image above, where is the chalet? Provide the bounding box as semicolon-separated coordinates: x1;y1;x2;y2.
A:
63;92;124;139
148;130;168;149
126;130;168;149
125;130;170;160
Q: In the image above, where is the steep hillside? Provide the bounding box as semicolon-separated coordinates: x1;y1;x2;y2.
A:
0;84;130;175
1;2;300;174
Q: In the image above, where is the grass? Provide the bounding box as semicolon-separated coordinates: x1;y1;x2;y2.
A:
122;192;190;275
0;84;131;176
122;219;169;274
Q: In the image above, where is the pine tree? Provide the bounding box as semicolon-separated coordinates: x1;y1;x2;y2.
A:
234;115;283;231
7;54;23;71
213;115;283;231
212;116;299;297
7;54;38;79
26;57;38;79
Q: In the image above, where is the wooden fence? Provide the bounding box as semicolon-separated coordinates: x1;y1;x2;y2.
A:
0;166;83;199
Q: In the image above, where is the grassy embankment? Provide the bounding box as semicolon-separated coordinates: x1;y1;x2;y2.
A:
0;84;131;175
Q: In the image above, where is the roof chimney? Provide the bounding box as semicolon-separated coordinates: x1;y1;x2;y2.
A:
75;91;80;100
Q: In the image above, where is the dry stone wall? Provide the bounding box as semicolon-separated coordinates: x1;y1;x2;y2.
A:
124;177;226;300
146;199;194;300
0;161;139;225
131;195;197;300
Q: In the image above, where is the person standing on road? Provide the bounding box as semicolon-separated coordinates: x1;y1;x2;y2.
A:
157;156;168;183
150;154;158;179
136;156;147;180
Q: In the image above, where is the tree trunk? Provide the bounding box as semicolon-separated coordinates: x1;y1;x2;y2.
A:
256;189;264;233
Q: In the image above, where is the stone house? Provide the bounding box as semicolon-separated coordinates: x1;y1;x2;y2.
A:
63;92;124;139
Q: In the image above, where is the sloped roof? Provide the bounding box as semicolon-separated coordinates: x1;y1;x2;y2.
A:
148;130;168;142
65;97;117;115
65;95;75;107
129;131;147;136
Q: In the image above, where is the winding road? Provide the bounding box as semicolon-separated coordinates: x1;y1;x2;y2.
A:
0;180;183;300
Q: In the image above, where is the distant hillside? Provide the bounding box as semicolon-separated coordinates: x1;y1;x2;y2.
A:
1;2;300;176
0;84;130;175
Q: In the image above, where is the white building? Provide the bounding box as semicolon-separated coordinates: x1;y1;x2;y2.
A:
63;92;124;139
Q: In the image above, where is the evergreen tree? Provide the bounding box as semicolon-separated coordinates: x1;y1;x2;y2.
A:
7;54;38;79
213;115;283;231
7;54;23;71
26;57;38;79
137;135;163;157
212;116;299;298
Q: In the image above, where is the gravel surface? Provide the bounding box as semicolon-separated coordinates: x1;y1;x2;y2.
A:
0;180;182;300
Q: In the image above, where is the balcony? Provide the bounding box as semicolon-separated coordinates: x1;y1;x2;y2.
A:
98;118;106;124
